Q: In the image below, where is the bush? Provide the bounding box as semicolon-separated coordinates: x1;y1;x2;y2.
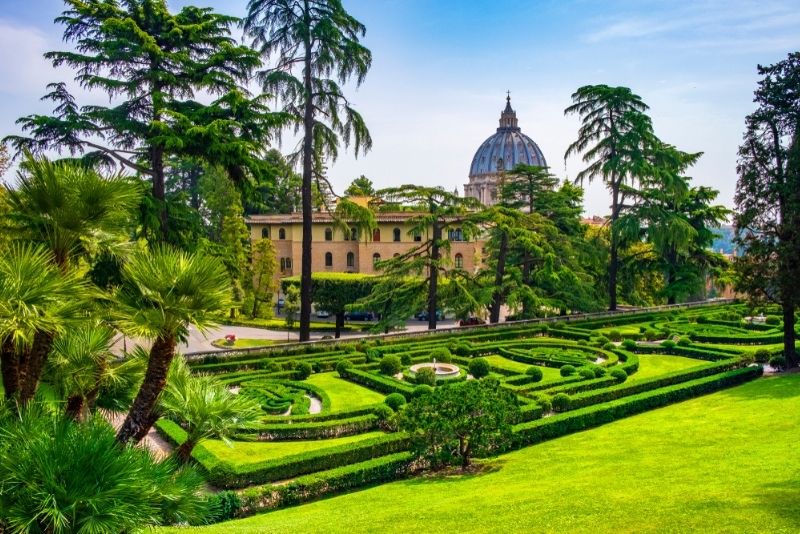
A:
595;335;610;345
765;315;781;325
335;359;353;377
696;315;709;324
769;355;786;370
753;349;771;363
452;342;472;356
660;340;676;349
610;368;628;382
607;330;622;342
621;339;637;351
365;348;382;362
430;347;452;363
295;361;312;380
551;393;571;412
560;364;576;377
677;337;692;347
373;404;394;422
415;367;436;386
384;393;407;411
379;355;402;376
602;342;615;351
525;366;543;382
412;384;434;398
311;361;322;373
594;366;607;378
469;357;491;379
535;395;552;413
579;368;595;380
206;490;241;522
577;339;588;346
400;353;412;366
644;329;659;341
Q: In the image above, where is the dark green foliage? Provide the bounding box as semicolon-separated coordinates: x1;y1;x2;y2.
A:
594;366;607;378
753;349;771;363
365;348;382;362
602;342;616;351
412;384;434;398
379;355;403;376
551;393;571;412
294;361;313;380
677;337;692;347
525;366;544;382
765;315;781;326
206;490;242;523
560;365;576;377
660;340;676;349
401;379;521;468
607;330;623;342
373;404;395;422
384;393;407;411
400;353;412;366
469;357;491;379
430;347;452;363
451;342;473;356
415;367;437;386
769;355;786;370
534;394;552;413
579;368;596;380
610;368;628;382
622;339;638;350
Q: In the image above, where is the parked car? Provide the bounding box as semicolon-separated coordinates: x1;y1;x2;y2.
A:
459;317;485;327
344;310;374;321
315;310;331;318
415;310;445;321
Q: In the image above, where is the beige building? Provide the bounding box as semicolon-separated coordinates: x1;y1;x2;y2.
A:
246;211;485;283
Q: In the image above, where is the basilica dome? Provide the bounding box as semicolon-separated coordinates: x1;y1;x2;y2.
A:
464;96;547;205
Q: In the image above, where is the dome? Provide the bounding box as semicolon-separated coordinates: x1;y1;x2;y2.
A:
468;96;547;178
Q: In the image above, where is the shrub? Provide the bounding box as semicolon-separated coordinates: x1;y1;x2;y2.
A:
765;315;781;325
677;337;692;347
335;359;353;377
551;393;571;412
373;404;394;421
379;355;402;376
525;366;543;382
412;384;434;398
594;366;607;378
602;342;615;351
469;357;491;379
365;348;382;362
644;329;659;341
621;339;637;351
342;344;357;353
415;367;436;386
560;364;576;377
311;361;322;373
753;349;771;363
579;368;595;380
452;342;472;356
400;353;412;366
696;315;709;324
769;355;786;370
577;339;588;346
295;362;312;380
607;330;622;342
206;490;241;523
610;368;628;382
384;393;407;411
660;339;676;349
595;335;610;345
535;395;552;413
430;347;452;363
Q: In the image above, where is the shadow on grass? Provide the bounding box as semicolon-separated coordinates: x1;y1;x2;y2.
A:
403;459;507;486
721;374;800;401
752;478;800;529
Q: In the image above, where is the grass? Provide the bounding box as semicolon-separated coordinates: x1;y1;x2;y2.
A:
200;431;387;466
305;372;386;411
169;373;800;533
484;356;563;382
211;338;277;349
217;315;359;332
627;354;705;382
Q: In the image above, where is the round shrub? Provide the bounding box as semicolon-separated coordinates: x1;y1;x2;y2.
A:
621;339;637;351
769;355;786;370
602;342;615;351
373;403;394;421
430;347;452;363
753;349;771;363
765;315;781;326
677;337;692;347
579;368;596;380
595;335;610;345
696;315;709;324
660;339;676;349
384;393;407;411
610;368;628;382
560;364;576;377
525;366;543;382
552;393;571;412
335;359;353;376
412;384;434;398
644;329;659;341
594;366;607;378
535;394;552;413
577;339;588;346
294;361;312;380
400;353;412;366
469;357;491;379
311;360;322;373
452;342;472;356
415;366;437;386
365;348;381;362
342;343;357;353
379;355;402;376
607;330;622;342
539;324;550;334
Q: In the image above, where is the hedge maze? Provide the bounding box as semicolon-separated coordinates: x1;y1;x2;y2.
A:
158;302;784;520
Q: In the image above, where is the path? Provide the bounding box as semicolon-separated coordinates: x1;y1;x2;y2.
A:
101;409;174;460
306;394;323;414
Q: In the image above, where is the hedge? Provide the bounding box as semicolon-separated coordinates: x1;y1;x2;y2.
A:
338;366;415;397
240;414;379;441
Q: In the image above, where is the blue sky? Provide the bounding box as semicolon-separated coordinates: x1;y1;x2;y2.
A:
1;0;798;215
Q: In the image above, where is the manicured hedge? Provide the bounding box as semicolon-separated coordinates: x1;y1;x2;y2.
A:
338;366;415;397
241;414;379;441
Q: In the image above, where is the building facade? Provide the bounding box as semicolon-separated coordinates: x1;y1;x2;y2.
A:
464;95;547;206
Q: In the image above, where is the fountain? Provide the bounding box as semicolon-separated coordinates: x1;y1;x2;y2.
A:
408;357;461;379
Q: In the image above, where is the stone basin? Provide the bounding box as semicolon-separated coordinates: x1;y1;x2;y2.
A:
408;362;461;378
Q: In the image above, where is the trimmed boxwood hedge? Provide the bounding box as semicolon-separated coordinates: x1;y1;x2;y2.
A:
241;414;379;441
338;367;415;397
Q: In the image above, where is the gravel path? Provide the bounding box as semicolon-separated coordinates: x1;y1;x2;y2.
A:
102;409;174;461
306;394;323;414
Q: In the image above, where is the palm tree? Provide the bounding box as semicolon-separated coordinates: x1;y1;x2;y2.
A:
114;246;231;444
0;244;87;405
564;85;652;310
48;324;117;420
4;154;140;270
0;406;208;532
244;0;373;341
160;358;262;462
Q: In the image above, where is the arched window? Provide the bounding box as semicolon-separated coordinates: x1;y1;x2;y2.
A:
261;227;270;239
280;258;286;271
325;252;333;267
285;257;292;270
278;227;286;240
393;227;401;242
454;253;464;269
372;253;381;266
324;227;333;241
346;252;355;268
350;228;358;241
372;228;381;242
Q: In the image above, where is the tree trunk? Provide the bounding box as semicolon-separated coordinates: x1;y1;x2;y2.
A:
459;438;471;470
428;221;441;331
19;331;54;405
608;180;620;311
116;335;175;444
783;299;798;368
175;436;197;463
64;395;84;421
298;10;314;342
335;312;344;339
1;337;20;401
489;230;508;323
151;144;168;242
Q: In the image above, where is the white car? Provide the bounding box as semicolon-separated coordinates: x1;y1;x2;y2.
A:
315;310;331;318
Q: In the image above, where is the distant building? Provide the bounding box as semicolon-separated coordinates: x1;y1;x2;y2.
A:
464;95;548;206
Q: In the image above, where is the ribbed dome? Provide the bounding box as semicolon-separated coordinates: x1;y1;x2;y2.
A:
468;96;546;177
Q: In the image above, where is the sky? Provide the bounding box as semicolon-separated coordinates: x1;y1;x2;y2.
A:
0;0;798;216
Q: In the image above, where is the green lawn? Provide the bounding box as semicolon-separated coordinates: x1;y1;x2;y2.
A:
305;372;386;411
593;323;648;336
484;356;565;383
211;338;277;349
200;431;387;466
170;374;800;533
627;354;705;382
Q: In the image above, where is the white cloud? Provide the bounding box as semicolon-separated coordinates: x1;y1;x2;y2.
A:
0;19;52;95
